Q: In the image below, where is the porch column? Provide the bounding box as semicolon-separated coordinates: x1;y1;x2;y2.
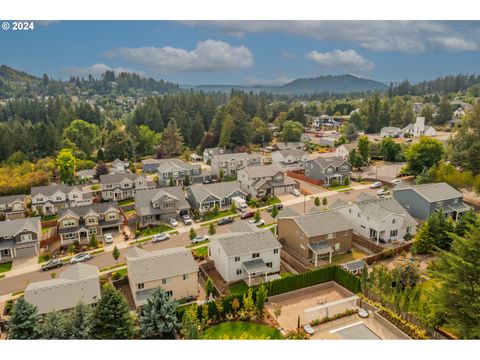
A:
455;212;459;221
264;271;268;282
248;273;251;287
329;250;332;264
12;247;16;257
376;232;380;245
314;254;318;267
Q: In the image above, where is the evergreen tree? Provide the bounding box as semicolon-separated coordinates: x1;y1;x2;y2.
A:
8;297;40;339
314;197;320;207
104;128;135;162
255;284;268;317
412;222;434;254
41;310;68;339
435;96;452;125
139;287;180;339
161;119;184;157
454;209;478;237
357;136;371;166
271;205;279;218
181;304;200;339
93;286;135;339
254;210;261;223
65;302;94;339
112;246;120;262
189;227;197;240
208;222;216;236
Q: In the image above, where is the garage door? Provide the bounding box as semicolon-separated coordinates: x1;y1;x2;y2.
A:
15;245;37;258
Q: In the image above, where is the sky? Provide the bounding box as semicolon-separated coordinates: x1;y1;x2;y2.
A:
2;20;480;85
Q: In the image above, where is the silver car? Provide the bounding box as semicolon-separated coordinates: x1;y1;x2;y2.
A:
70;253;92;264
152;232;170;243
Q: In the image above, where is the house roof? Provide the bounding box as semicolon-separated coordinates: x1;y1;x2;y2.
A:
277;207;301;218
274;142;304;150
58;202;120;220
204;147;232;156
330;199;349;209
275;149;307;158
393;182;463;203
355;196;417;227
338;142;357;152
156;158;200;173
342;259;366;271
188;182;245;203
240;163;283;179
0;194;26;204
24;263;101;314
210;152;259;164
287;211;352;237
309;156;349;169
135;187;190;216
126;246;198;284
99;173;144;185
0;217;40;237
31;184;82;197
212;229;281;257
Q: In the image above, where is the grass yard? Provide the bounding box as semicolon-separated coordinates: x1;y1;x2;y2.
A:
138;224;174;237
331;248;367;265
118;198;135;206
191;246;208;258
125;209;136;216
41;214;58;221
185;239;210;248
202;209;236;222
327;185;352;192
202;321;283;339
0;261;13;273
228;281;250;295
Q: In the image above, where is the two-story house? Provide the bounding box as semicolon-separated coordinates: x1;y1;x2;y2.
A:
237;164;297;199
100;173;149;201
135;187;190;228
186;181;246;213
277;209;353;267
392;182;471;221
31;184;93;216
57;202;123;245
110;158;129;174
271;149;309;169
203;147;232;163
126;246;199;308
157;158;212;186
0;194;27;220
209;222;282;286
0;217;41;261
303;156;351;186
335;142;357;159
210;152;261;178
273;142;305;151
331;194;417;245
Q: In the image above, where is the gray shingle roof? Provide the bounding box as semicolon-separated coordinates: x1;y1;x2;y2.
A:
241;163;283;178
24;263;101;314
212;229;281;257
135;187;190;217
188;182;245;203
156;158;199;173
274;142;303;150
356;197;417;227
290;211;352;237
393;182;463;203
211;152;259;164
275;149;307;158
126;246;198;284
99;173;144;185
342;259;366;271
58;202;120;219
0;217;40;237
309;156;349;169
0;194;26;205
277;207;301;218
31;184;82;197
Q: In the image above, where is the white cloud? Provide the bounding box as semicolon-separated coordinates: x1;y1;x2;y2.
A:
183;21;480;53
305;49;374;71
245;75;294;86
104;40;254;73
61;64;145;78
281;51;297;60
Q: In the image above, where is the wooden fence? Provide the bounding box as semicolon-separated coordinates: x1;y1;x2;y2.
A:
362;242;414;265
352;233;384;253
280;249;310;273
199;262;221;298
287;171;324;186
40;234;60;248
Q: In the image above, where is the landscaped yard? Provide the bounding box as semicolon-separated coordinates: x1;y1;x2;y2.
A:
0;261;12;273
202;321;283;339
327;185;352;192
202;209;236;222
137;224;174;237
191;246;208;258
118;198;135;206
228;281;250;295
331;248;368;265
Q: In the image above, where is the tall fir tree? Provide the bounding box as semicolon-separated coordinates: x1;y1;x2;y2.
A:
8;297;40;339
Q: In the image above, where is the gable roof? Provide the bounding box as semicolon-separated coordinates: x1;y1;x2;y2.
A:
240;163;283;179
58;202;120;219
274;142;303;150
0;217;40;237
393;182;463;203
338;142;357;152
287;210;352;237
31;184;82;197
204;147;232;156
308;156;349;169
355;196;417;226
211;152;258;164
188;181;246;203
99;173;144;185
275;149;307;158
0;194;26;204
212;229;281;257
126;246;198;284
135;187;189;216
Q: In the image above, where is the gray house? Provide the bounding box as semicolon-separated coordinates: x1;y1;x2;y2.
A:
0;194;27;220
100;173;151;201
0;217;41;262
392;182;470;221
303;156;351;186
31;184;93;215
237;164;297;199
203;147;232;163
186;181;247;213
135;187;190;228
156;159;212;187
210;152;261;178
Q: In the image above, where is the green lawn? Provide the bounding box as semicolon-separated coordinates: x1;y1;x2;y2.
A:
138;224;174;237
0;261;12;274
185;239;210;248
327;185;352;192
203;321;283;339
228;281;250;295
125;209;136;216
118;198;135;206
331;248;367;265
192;246;208;258
41;214;58;221
202;209;236;222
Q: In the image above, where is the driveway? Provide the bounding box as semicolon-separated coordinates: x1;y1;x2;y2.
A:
353;162;405;182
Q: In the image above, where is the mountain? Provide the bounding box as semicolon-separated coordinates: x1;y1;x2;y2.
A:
0;65;39;83
190;74;387;95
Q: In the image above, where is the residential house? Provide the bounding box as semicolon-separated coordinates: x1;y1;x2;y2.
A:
303;156;351;186
24;263;101;315
111;158;129;173
273;142;305;151
0;217;41;262
126;246;199;308
402;117;437;137
237;164;297;199
271;149;309;169
186;182;246;213
57;202;123;245
392;182;470;221
76;169;96;182
380;127;403;138
156;158;212;186
277;209;353;266
335;142;357;159
135;187;190;228
210;152;261;178
0;195;27;220
331;194;417;244
209;223;281;286
31;184;93;216
341;259;366;275
141;158;164;173
100;173;150;201
203;147;232;163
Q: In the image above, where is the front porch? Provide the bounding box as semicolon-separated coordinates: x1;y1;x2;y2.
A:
325;174;348;186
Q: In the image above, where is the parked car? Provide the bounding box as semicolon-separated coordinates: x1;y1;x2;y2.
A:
217;217;234;226
249;219;265;227
241;211;255;219
191;235;209;244
377;189;389;196
167;217;178;227
181;215;193;225
42;259;63;271
152;232;170;243
267;204;284;212
291;188;301;196
70;253;91;264
303;324;315;335
391;179;402;185
103;233;113;244
370;181;382;189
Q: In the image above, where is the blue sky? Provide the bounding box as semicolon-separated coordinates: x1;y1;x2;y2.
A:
2;20;480;85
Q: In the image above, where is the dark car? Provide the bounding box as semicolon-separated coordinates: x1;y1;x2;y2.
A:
217;217;234;225
241;211;255;219
267;204;284;212
41;259;63;271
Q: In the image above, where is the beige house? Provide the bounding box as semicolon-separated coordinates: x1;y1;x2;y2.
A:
126;246;199;308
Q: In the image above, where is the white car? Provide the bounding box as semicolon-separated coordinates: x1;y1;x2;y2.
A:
391;179;402;185
167;217;178;227
370;181;382;189
70;253;91;264
192;234;209;244
377;189;389;196
303;324;315;335
103;233;113;244
152;232;170;243
181;215;193;225
291;188;301;196
249;219;265;227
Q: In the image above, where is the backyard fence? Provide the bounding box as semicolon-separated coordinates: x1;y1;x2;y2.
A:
286;171;324;186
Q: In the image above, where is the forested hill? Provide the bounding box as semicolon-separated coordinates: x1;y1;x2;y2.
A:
190;74;387;95
389;74;480;96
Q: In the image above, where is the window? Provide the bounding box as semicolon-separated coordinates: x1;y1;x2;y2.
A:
1;249;10;256
63;219;76;227
64;233;78;240
107;213;117;220
166;290;173;297
183;274;189;280
392;219;396;224
106;184;113;189
406;226;412;234
236;268;242;275
137;283;144;290
343;230;349;236
266;262;272;268
273;249;279;254
252;253;260;259
335;243;340;251
36;196;43;202
234;256;240;262
327;233;335;239
56;196;62;201
454;198;459;204
137;181;144;187
390;230;398;238
162;278;171;285
88;228;97;234
87;217;97;224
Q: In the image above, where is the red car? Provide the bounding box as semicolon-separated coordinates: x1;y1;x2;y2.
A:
241;211;255;219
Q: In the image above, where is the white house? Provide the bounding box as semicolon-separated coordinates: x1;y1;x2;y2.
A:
209;223;281;286
31;184;93;216
335;143;357;159
271;149;309;168
402;117;437;137
380;127;403;138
